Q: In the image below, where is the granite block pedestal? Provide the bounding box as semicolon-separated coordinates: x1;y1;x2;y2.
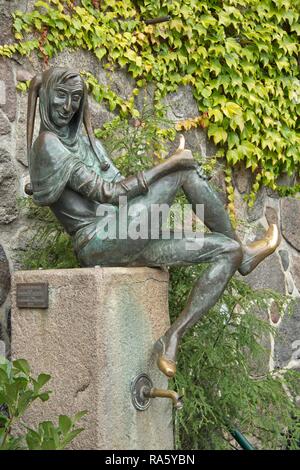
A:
11;267;173;450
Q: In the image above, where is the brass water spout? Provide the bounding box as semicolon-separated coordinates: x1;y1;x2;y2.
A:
143;387;183;409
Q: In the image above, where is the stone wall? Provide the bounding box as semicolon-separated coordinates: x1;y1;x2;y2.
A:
0;0;300;383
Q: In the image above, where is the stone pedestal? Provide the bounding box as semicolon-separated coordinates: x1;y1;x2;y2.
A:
11;267;173;450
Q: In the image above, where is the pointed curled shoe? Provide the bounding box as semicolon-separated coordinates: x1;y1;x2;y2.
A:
239;224;280;276
157;355;177;379
154;337;177;379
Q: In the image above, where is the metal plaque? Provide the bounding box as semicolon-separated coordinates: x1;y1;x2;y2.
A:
16;282;49;309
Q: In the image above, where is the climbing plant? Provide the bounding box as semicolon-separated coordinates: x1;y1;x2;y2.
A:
169;265;300;450
0;0;299;205
0;356;86;450
17;197;79;269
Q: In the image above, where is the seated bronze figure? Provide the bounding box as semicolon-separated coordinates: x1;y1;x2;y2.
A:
27;67;279;379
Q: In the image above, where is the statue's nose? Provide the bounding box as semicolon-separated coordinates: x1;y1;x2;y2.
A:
63;95;71;112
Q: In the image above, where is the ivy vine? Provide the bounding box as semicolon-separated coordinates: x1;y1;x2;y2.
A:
1;0;300;205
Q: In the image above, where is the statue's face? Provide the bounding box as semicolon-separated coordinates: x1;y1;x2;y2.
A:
50;76;83;127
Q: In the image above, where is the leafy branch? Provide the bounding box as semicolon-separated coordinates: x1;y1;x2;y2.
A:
0;356;86;450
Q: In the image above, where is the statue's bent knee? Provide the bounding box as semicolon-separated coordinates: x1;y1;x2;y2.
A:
223;239;243;267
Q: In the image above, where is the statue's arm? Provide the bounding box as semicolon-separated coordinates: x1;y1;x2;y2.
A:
68;150;197;204
68;164;148;203
30;132;196;205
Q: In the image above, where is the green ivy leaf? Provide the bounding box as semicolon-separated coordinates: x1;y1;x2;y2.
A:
209;108;223;122
208;124;228;144
228;132;239;149
222;102;242;118
95;47;106;60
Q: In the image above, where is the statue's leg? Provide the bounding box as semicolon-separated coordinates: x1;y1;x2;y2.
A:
182;170;238;240
133;233;243;378
77;169;278;274
76;172;184;267
181;170;279;275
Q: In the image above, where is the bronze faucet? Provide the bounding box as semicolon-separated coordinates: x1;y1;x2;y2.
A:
143;386;184;410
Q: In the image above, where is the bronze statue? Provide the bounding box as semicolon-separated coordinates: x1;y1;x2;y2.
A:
27;68;279;379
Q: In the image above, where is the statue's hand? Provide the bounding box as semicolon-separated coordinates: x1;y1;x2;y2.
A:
143;135;197;188
167;134;197;170
168;149;197;171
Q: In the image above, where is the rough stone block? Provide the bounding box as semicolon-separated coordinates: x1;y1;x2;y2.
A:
270;300;281;325
0;109;11;135
0;80;5;106
0;340;5;356
0;3;14;45
232;164;252;194
281;197;300;251
0;58;16;122
163;85;199;120
240;251;285;294
247;188;266;222
279;249;289;272
265;206;279;227
15;93;29;167
274;299;300;369
291;253;300;292
0;148;17;224
182;127;207;158
89;96;115;133
209;167;227;206
11;267;173;450
0;303;10;356
0;244;10;305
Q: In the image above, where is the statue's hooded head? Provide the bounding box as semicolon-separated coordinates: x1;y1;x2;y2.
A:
27;67;109;170
39;68;85;150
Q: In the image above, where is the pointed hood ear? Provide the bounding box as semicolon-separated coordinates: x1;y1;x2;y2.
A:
83;87;110;171
27;74;42;158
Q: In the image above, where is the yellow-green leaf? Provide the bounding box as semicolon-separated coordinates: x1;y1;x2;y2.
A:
222;102;242;118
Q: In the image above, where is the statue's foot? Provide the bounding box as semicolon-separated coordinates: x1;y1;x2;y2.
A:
154;336;177;379
238;224;280;276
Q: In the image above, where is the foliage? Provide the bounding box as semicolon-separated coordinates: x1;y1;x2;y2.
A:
0;0;300;203
18;198;79;269
0;356;86;450
169;265;300;450
95;104;176;176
